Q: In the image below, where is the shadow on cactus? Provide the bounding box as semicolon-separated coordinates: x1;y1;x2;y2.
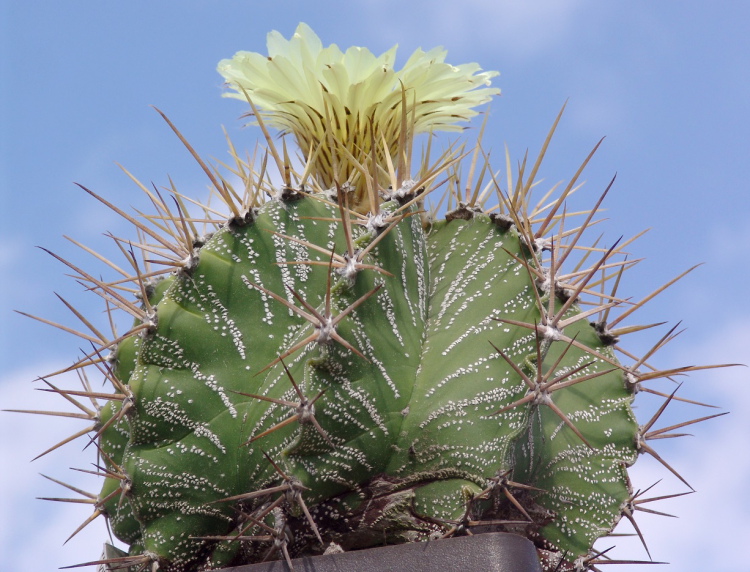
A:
13;22;734;572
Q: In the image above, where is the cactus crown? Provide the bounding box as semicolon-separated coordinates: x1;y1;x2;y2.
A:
13;23;729;572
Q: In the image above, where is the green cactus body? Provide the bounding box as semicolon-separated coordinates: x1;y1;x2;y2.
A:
94;192;636;570
19;23;726;572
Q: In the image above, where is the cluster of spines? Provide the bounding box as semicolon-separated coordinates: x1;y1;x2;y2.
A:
8;103;733;572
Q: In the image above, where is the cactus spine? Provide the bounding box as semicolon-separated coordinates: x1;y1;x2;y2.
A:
15;23;728;572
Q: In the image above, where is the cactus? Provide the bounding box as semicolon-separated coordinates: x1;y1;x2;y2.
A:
14;23;730;572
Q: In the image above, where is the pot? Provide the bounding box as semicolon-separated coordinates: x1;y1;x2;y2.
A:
219;532;542;572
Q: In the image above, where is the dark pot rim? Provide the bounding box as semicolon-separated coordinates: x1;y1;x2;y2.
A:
217;531;542;572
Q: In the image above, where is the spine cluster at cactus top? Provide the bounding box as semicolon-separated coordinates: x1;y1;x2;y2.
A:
14;23;728;572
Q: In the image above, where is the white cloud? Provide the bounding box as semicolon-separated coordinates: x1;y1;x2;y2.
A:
565;71;630;136
0;237;24;303
703;223;750;267
436;0;587;57
396;0;584;59
357;0;587;59
600;403;749;571
594;319;748;571
0;365;124;570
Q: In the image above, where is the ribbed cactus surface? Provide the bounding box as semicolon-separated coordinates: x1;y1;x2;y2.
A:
16;23;726;572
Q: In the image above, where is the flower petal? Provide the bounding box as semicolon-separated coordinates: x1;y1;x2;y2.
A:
218;24;500;188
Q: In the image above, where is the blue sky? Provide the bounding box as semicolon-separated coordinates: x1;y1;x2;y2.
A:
1;2;748;570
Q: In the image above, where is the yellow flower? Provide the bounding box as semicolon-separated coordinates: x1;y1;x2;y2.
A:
218;23;500;190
